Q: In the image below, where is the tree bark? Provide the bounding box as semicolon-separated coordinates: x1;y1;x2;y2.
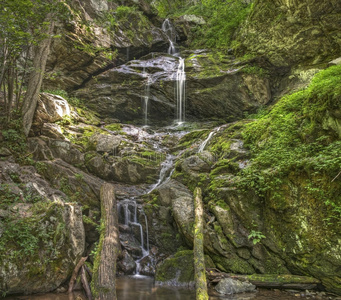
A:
21;20;54;136
193;187;209;300
92;183;120;300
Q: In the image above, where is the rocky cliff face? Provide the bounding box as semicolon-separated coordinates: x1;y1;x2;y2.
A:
44;0;168;92
1;0;341;296
237;0;341;67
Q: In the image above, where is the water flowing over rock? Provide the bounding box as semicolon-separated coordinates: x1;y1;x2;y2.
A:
74;51;271;125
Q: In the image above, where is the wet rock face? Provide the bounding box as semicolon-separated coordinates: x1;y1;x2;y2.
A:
117;250;136;275
74;52;271;125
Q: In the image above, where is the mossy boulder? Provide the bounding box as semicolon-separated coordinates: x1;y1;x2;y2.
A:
237;0;341;66
0;200;85;296
155;250;214;286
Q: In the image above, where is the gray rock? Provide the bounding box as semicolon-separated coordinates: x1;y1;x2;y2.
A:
32;93;71;133
41;123;64;139
117;250;136;275
329;57;341;65
95;134;122;154
215;278;256;295
182;14;206;25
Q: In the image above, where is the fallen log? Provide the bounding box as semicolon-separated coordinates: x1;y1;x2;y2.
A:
68;256;88;293
92;183;121;300
232;274;321;290
193;187;209;300
206;269;321;291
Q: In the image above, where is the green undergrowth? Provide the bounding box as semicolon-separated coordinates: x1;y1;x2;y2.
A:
0;202;66;268
239;65;341;222
155;0;252;49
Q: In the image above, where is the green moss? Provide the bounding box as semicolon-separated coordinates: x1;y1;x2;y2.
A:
156;250;214;283
0;202;68;282
238;65;341;227
104;123;123;132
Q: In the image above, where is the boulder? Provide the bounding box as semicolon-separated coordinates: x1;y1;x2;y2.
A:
155;250;214;287
94;134;122;154
215;278;256;295
237;0;341;66
117;250;136;275
0;202;85;295
32;93;71;134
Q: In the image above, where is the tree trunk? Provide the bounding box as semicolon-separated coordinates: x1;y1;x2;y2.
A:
193;187;209;300
21;20;54;136
6;64;14;122
206;269;321;290
92;183;121;300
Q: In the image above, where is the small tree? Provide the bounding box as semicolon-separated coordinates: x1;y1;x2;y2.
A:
0;0;69;132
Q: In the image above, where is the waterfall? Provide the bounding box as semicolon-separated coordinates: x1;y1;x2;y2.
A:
162;19;176;55
161;19;186;124
198;126;222;153
176;58;186;123
117;198;150;275
149;154;175;193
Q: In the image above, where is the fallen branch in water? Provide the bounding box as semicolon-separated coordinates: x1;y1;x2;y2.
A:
68;256;88;293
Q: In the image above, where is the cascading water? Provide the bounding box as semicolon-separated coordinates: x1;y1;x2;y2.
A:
162;19;177;55
176;58;186;123
198;126;222;153
149;154;175;193
161;19;187;124
117;198;150;275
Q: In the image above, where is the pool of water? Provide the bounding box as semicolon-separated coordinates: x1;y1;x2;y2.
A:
5;276;330;300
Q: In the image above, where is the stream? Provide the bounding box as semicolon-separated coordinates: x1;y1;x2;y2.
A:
5;276;331;300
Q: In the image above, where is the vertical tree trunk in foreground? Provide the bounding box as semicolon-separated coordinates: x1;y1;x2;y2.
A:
92;183;120;300
193;187;209;300
22;20;54;136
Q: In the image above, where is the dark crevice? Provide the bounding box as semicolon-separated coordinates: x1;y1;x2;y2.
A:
72;40;168;92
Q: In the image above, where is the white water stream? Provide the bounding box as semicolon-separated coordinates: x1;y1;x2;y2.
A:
198;126;222;153
161;19;177;55
176;58;186;123
161;19;186;124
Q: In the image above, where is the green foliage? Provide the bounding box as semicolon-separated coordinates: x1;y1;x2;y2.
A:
248;230;266;245
239;65;341;224
242;65;268;77
0;203;64;263
155;0;251;49
0;0;71;120
116;6;137;19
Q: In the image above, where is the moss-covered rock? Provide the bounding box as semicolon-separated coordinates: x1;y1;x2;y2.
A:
237;0;341;66
0;193;85;295
155;250;214;286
